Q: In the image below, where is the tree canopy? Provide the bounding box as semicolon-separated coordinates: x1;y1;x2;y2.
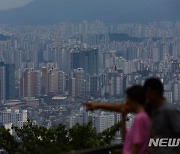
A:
0;120;121;154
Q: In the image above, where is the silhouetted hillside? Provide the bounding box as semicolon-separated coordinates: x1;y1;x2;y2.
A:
0;34;10;41
109;33;144;42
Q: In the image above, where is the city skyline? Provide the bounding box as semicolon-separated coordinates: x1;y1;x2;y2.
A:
0;1;180;152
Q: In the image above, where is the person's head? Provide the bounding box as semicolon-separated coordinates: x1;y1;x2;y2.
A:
126;85;145;113
143;77;164;107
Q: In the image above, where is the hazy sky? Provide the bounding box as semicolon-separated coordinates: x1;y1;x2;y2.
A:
0;0;33;10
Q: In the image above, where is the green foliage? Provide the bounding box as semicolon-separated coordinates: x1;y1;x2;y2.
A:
13;120;70;154
0;120;121;154
98;122;121;146
69;123;99;150
0;126;19;154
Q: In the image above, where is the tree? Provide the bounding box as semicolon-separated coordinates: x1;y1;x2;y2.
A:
0;120;121;153
98;122;122;146
69;123;99;150
0;126;19;154
13;120;70;154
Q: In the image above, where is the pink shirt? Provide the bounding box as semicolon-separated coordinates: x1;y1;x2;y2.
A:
123;112;151;154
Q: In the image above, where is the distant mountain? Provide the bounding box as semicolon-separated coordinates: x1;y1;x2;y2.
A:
0;34;10;41
0;0;180;24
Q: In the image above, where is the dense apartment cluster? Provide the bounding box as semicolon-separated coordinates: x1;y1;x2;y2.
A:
0;21;180;133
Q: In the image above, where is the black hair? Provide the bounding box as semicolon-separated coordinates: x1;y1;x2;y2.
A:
126;85;145;105
143;77;164;96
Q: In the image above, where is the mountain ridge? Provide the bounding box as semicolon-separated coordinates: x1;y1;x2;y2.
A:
0;0;180;24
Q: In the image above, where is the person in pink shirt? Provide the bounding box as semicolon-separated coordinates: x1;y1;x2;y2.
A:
85;85;151;154
123;85;151;154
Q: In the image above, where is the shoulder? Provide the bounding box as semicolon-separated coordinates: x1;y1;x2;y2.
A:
162;102;179;113
134;112;151;129
135;112;150;122
163;102;175;110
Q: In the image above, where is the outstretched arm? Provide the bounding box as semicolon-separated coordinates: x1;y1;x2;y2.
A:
84;102;129;113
